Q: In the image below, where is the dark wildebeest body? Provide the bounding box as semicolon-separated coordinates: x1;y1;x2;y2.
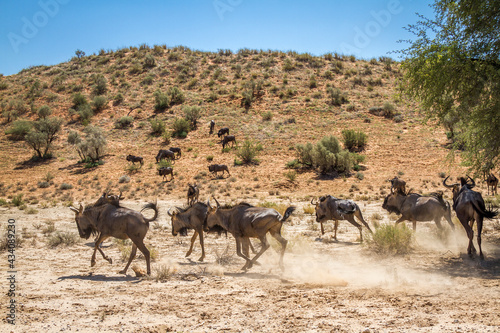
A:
389;176;406;195
69;200;159;275
221;135;236;149
155;149;175;163
206;199;296;270
444;176;498;259
217;127;229;137
486;173;498;196
187;184;199;206
209;120;215;135
159;166;174;181
382;191;454;232
126;154;143;166
169;147;182;159
208;164;230;178
312;195;372;241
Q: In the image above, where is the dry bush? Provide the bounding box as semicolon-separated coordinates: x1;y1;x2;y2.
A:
365;223;414;255
47;231;78;247
154;262;178;282
214;244;235;266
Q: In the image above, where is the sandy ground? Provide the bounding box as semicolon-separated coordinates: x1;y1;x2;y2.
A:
1;199;500;333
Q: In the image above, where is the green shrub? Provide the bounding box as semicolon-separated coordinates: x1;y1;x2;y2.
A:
38;181;50;188
113;93;124;105
261;111;272;121
366;224;414;255
149;118;165;136
76;104;94;124
37;105;52;119
327;87;348;106
284;170;297;182
342;129;368;152
236;140;259;164
116;116;134;128
285;159;300;169
172;118;190;137
11;194;24;207
183;106;201;130
92;96;107;112
5;120;32;140
48;231;78;247
382;102;396;118
167;86;185;106
72;93;88;109
91;74;107;95
59;183;73;190
154;90;169;112
144;54;156;68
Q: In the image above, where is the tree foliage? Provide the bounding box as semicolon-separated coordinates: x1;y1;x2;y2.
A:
25;117;63;159
68;126;107;164
399;0;500;172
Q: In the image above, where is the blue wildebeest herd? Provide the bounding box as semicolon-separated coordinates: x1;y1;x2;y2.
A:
69;172;498;275
73;120;497;275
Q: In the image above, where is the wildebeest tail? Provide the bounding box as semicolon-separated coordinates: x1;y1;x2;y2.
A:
141;201;159;222
280;206;296;222
472;200;498;219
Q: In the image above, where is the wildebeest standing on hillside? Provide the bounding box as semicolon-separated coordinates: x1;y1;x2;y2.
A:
126;154;144;166
486;173;498;196
187;183;199;206
69;200;159;275
221;135;236;149
155;149;175;163
159;166;174;181
169;147;182;159
208;164;230;178
217;127;229;137
443;176;498;259
382;190;454;232
311;195;373;241
388;176;406;194
209;120;215;134
205;198;296;270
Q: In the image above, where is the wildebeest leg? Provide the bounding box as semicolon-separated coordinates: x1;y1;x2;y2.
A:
245;235;270;270
333;220;339;240
96;235;112;264
185;230;198;258
197;227;205;262
444;207;455;230
120;243;137;275
91;234;110;267
270;231;288;270
234;237;252;270
412;220;417;231
354;210;373;234
320;222;325;235
346;216;364;242
459;217;475;257
477;216;484;259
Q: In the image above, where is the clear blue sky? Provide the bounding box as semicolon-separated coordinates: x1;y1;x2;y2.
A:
0;0;434;76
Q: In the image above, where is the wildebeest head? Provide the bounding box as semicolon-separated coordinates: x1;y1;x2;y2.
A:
382;193;402;215
311;196;330;222
69;204;96;239
206;197;222;230
443;176;475;202
167;208;188;236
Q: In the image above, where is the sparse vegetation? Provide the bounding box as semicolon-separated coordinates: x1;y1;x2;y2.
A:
366;223;414;255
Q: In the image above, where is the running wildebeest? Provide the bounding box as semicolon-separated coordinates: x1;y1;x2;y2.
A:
126;154;143;166
205;198;295;271
311;195;373;241
486;173;498;196
209;120;215;135
169;147;182;159
159;166;174;181
69;199;159;275
155;149;175;163
217;127;229;137
208;164;230;178
221;135;236;149
388;176;406;195
382;189;454;232
187;183;199;206
443;176;498;259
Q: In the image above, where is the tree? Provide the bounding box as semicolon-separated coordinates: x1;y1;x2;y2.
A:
399;0;500;172
183;106;201;130
25;117;62;159
68;126;107;164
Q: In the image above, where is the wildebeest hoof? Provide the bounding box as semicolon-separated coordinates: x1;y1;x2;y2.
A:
197;257;205;262
107;258;112;264
91;260;96;267
119;269;127;275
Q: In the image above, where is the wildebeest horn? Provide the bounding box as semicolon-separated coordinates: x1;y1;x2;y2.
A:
467;176;476;188
167;208;173;217
214;197;220;208
310;198;317;205
70;206;79;214
443;176;455;189
118;191;124;199
207;198;213;209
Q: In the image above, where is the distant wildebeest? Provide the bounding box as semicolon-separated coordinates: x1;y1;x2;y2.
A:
169;147;182;159
126;154;143;166
382;189;454;232
158;166;174;181
69;198;159;275
205;197;296;270
311;195;373;241
221;135;236;149
94;191;123;207
168;202;209;262
388;176;406;195
155;149;175;163
486;173;498;196
208;164;230;178
217;127;229;137
443;176;498;259
187;183;199;206
209;120;215;135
